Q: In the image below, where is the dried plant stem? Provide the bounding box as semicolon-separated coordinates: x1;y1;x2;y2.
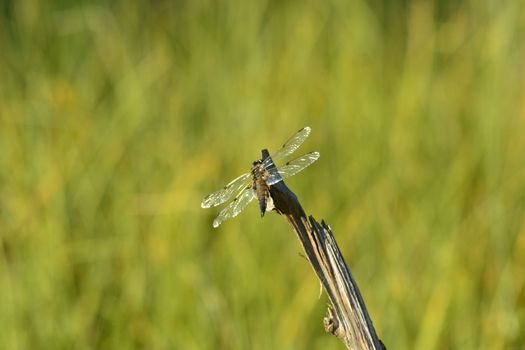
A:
267;158;386;350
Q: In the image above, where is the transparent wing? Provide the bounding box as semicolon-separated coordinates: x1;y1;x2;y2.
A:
267;151;320;185
264;126;311;166
212;186;255;228
201;172;251;208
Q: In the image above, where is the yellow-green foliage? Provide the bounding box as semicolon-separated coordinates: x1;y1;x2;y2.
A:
1;1;524;349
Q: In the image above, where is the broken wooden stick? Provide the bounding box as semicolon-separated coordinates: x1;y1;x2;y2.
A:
264;150;386;350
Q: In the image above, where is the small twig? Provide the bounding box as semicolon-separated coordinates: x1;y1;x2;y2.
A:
265;151;386;350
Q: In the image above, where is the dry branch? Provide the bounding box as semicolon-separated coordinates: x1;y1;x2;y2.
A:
265;151;386;350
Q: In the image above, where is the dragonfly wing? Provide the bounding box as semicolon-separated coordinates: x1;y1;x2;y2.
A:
265;126;311;165
201;172;251;208
267;151;320;185
212;186;256;228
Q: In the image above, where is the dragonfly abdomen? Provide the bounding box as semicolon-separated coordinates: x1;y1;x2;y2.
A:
252;162;271;217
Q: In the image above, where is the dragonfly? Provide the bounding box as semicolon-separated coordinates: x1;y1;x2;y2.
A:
201;126;320;228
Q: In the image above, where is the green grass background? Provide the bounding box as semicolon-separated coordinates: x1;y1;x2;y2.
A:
1;0;524;349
